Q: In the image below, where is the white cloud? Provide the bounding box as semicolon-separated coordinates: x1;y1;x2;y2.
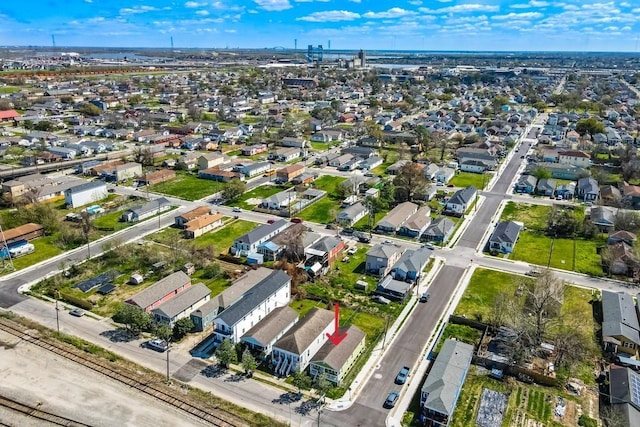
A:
196;10;209;15
620;2;631;6
225;29;237;33
511;0;549;8
407;0;422;5
297;10;360;22
348;0;362;3
493;12;542;20
363;8;416;19
185;1;206;7
120;5;170;15
420;4;499;14
253;0;292;11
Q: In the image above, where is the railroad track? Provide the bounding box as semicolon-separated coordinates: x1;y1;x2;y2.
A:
0;394;90;426
0;318;245;427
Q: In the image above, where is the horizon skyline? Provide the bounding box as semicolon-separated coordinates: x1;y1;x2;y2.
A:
1;1;640;52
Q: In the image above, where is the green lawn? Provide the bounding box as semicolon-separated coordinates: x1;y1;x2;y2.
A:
92;210;133;233
310;142;331;151
312;175;346;193
5;236;64;273
192;219;257;253
230;185;283;210
353;211;386;231
147;171;227;201
500;202;551;231
449;172;490;190
297;197;340;223
0;86;20;94
454;268;520;321
510;231;605;276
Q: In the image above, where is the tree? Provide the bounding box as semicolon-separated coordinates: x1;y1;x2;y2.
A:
172;317;194;340
80;211;92;258
215;339;238;368
522;269;564;345
79;103;103;117
576;117;605;136
364;120;384;143
221;179;246;202
614;210;640;233
188;105;203;121
241;349;257;374
291;369;311;394
151;322;173;342
34;121;55;131
531;166;551;181
547;206;580;237
113;303;152;336
314;371;332;401
393;162;430;202
128;94;143;105
133;147;154;167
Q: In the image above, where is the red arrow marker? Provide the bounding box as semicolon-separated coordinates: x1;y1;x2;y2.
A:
326;303;348;346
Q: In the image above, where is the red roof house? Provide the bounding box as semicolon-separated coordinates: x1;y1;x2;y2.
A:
0;110;20;122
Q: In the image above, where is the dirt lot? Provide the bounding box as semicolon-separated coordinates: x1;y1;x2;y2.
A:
0;330;207;427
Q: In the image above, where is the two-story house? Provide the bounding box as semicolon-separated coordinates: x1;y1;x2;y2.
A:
444;186;477;216
365;243;404;277
601;290;640;357
213;269;291;344
231;219;290;256
125;271;191;312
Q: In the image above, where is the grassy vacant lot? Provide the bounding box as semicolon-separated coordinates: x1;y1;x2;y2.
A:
0;86;20;94
449;172;490;190
454;268;521;321
310;142;331;151
147;171;227;201
297;176;346;223
92;209;133;233
150;219;257;254
230;185;283;210
6;236;64;273
501;202;551;231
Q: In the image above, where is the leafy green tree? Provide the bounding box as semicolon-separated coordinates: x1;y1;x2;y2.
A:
152;322;173;342
79;103;103;117
241;349;257;374
34;121;55;131
172;317;194;340
393;162;430;202
314;371;332;401
531;166;551;181
291;369;311;394
215;339;238;368
364;120;384;142
221;179;246;202
576;117;605;136
128;94;143;105
113;303;152;336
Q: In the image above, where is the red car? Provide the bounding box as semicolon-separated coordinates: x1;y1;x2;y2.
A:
267;219;276;224
290;217;303;223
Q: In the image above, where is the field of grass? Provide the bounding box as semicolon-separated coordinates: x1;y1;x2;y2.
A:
147;171;227;201
0;86;20;94
193;219;257;253
92;210;133;233
449;172;490;190
310;142;331;151
454;268;521;321
230;185;283;210
500;202;551;231
312;175;346;194
510;232;605;276
297;197;339;224
5;236;64;273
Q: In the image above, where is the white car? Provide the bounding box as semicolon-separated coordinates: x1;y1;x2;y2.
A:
347;247;357;255
232;207;242;213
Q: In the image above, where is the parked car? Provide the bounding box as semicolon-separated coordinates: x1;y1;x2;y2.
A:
267;219;276;224
342;256;350;263
347;247;357;255
232;207;242;213
383;391;399;408
419;292;431;303
372;295;391;305
290;217;303;223
147;339;169;352
395;366;410;385
69;308;85;317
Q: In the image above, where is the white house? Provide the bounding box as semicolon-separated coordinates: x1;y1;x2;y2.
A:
212;270;291;344
151;283;211;327
337;202;368;227
271;307;335;375
230;219;290;256
309;325;366;385
444;186;477;216
557;150;591;168
64;180;108;208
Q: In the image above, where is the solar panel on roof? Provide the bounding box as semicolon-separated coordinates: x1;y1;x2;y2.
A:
631;372;640;406
74;270;121;293
97;283;116;295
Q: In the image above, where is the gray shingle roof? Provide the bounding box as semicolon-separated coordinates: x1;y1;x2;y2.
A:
377;202;418;230
127;271;190;309
217;269;291;327
152;283;210;319
602;290;640;344
235;219;289;245
424;217;455;237
65;180;106;194
402;206;431;231
421;339;474;416
310;325;366;372
447;186;477;206
392;248;431;274
489;221;521;244
132;197;172;217
273;307;334;354
241;306;298;347
367;243;403;260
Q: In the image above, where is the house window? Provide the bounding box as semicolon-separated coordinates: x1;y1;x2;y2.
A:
623;341;636;349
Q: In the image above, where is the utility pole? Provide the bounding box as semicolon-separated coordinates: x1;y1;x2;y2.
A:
382;315;390;350
166;341;171;382
55;288;60;334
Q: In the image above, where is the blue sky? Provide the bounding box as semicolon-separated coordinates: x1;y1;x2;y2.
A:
1;1;639;52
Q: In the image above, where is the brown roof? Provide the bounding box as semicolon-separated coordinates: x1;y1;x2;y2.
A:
142;169;175;182
3;223;43;241
277;164;305;174
608;241;639;265
241;306;298;346
559;150;590;159
180;206;211;222
185;213;224;232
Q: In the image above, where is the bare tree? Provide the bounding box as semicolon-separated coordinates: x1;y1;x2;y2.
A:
393;162;430;203
522;269;564;345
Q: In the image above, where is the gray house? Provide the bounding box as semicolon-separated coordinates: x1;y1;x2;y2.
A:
365;243;404;277
420;339;474;427
590;206;616;232
121;197;172;222
398;206;431;238
608;365;640;427
488;221;521;254
231;220;289;256
422;217;455;243
391;248;431;281
536;178;556;197
577;177;599;201
601;290;640;357
241;306;299;356
337;202;368;227
514;175;537;194
444;186;477;216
